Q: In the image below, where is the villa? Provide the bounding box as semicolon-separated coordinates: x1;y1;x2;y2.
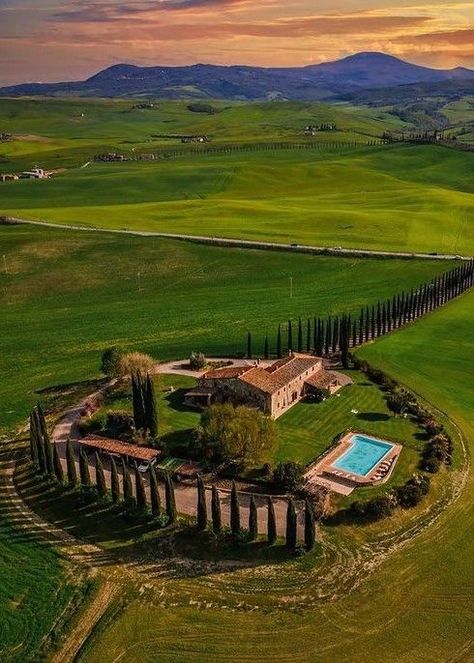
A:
185;353;343;419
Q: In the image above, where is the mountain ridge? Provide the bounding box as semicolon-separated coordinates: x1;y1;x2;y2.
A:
1;52;473;100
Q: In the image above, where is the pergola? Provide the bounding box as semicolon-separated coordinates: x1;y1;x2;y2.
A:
80;434;160;463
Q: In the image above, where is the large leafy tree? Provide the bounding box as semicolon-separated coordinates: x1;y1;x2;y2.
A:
195;404;277;468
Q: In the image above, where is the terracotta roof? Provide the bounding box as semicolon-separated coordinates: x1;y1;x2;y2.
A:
240;367;280;394
269;355;321;390
266;356;293;373
81;435;160;462
203;366;251;379
305;370;339;389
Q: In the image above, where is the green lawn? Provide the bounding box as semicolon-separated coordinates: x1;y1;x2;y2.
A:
277;371;422;483
80;291;474;663
0;224;449;434
2;144;473;254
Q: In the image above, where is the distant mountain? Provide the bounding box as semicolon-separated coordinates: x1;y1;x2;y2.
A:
1;52;473;100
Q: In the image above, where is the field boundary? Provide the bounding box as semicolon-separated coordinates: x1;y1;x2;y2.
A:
3;216;471;261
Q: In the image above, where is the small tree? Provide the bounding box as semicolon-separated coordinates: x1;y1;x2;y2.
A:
135;467;147;513
119;352;155;377
164;472;177;524
247;331;252;359
65;439;78;486
79;449;91;489
304;499;316;551
263;335;269;360
52;444;64;484
95;453;107;498
248;495;258;541
267;496;277;545
211;486;222;534
276;324;282;359
149;465;161;518
132;371;146;432
273;461;304;493
230;481;240;535
101;346;124;377
196;475;207;531
189;352;206;370
110;457;120;504
285;498;297;551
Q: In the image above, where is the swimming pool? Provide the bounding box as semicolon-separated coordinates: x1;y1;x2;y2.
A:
333;434;394;477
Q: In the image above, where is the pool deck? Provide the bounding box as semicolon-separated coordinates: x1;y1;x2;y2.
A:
304;430;402;495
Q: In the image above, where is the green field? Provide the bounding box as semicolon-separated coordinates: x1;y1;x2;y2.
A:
80;290;474;663
0;224;450;433
2;144;472;254
1;99;472;255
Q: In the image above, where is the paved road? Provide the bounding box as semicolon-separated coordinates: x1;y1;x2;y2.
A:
52;391;302;538
5;217;470;262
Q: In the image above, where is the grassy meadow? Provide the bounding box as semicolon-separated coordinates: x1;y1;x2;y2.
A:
1;98;472;254
0;224;450;433
80;290;474;663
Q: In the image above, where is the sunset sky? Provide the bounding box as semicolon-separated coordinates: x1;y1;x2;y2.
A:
0;0;473;85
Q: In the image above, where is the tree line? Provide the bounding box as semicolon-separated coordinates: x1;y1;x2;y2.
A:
28;414;315;552
246;260;474;363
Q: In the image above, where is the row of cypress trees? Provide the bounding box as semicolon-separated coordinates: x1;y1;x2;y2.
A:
29;415;314;550
247;260;474;361
202;481;315;551
131;372;158;437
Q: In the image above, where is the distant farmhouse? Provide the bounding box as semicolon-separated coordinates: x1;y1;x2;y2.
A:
181;135;209;144
1;173;19;182
186;353;343;419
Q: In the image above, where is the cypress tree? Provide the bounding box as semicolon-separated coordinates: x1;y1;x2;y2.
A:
318;319;325;356
135;467;147;513
306;318;311;353
370;305;376;339
365;306;370;341
247;331;252;359
263;335;269;360
285;498;297;551
359;309;364;345
267;496;277;545
196;475;207;531
65;438;78;487
287;320;293;353
332;316;339;353
79;449;91;489
230;480;240;535
376;302;382;337
352;319;357;348
325;317;332;354
276;324;282;359
122;458;133;505
165;472;177;524
37;404;54;477
149;465;161;517
52;443;64;484
145;373;158;438
29;412;39;467
44;433;54;477
297;317;303;352
95;452;107;498
313;317;318;354
249;495;258;541
211;486;222;534
132;371;146;432
110;456;120;504
304;500;316;552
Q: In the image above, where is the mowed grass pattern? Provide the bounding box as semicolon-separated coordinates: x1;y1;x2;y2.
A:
82;292;474;663
0;225;449;433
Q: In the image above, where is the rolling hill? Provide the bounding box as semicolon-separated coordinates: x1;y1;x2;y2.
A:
1;52;473;100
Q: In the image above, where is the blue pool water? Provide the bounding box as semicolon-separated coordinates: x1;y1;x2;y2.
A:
333;434;394;477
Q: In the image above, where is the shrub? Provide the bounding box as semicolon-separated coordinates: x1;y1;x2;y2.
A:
307;386;329;403
366;366;385;385
189;352;207;370
365;495;395;520
119;352;155;376
395;483;424;508
422;457;441;473
78;411;107;435
425;434;451;462
105;410;135;438
101;346;124;377
386;388;412;415
273;461;304;493
422;418;444;437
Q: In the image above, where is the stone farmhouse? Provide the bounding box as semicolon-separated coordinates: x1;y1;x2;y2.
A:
185;353;342;419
